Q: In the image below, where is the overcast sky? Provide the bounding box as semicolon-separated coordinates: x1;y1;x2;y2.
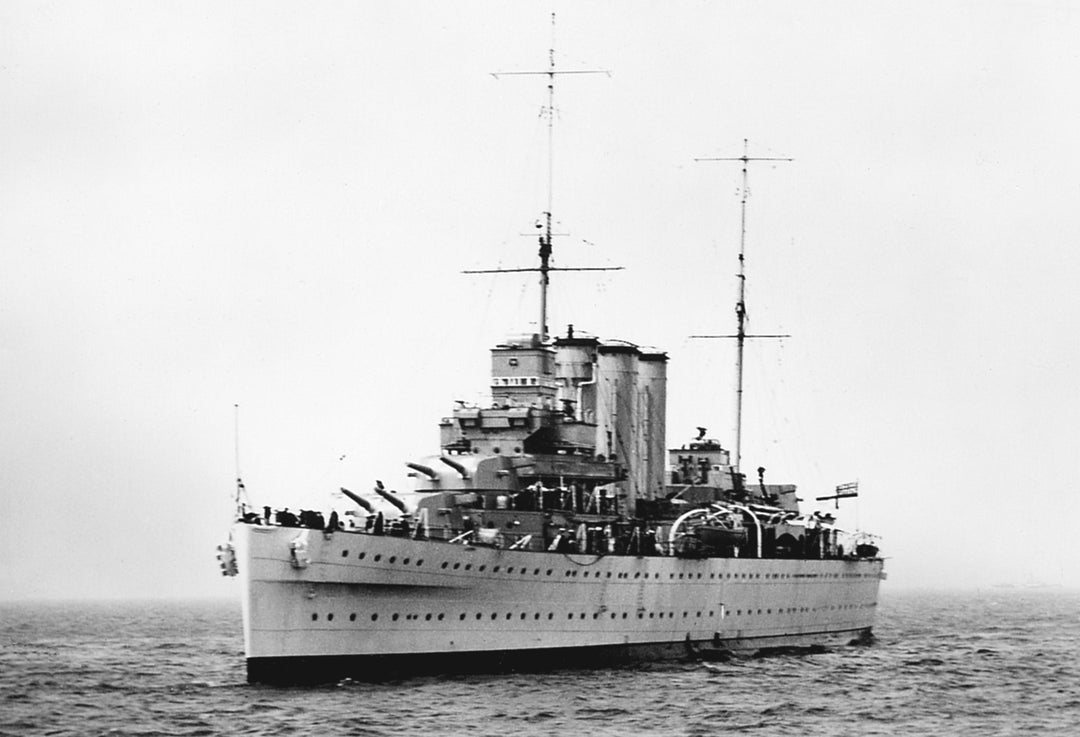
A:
2;1;1079;600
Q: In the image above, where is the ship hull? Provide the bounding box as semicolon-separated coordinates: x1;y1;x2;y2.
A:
246;628;872;684
236;523;883;684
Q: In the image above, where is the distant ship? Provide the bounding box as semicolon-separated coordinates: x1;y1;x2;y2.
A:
216;29;884;685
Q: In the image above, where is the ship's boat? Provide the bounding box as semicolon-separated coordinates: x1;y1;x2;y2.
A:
216;28;884;685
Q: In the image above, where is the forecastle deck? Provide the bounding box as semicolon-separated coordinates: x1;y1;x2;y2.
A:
236;523;884;683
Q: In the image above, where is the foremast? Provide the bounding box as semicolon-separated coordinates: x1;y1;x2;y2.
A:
472;11;613;342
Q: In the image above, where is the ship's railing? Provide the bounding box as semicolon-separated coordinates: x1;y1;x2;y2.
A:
243;505;878;560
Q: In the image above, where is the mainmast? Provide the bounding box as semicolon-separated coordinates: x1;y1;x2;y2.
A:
466;13;615;341
693;139;792;471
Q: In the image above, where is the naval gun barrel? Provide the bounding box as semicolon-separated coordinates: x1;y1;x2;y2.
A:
406;462;439;481
374;480;409;514
439;455;470;479
339;487;374;513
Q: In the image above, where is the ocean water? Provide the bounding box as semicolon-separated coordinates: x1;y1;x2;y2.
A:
1;590;1078;736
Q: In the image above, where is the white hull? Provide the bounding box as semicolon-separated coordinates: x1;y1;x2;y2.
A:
236;523;883;682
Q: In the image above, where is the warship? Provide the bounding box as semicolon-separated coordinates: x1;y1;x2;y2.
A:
216;35;884;686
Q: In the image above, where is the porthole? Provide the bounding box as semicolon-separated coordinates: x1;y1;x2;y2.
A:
403;558;410;565
611;612;617;619
358;552;366;560
417;559;424;566
622;613;628;619
475;613;482;620
341;550;349;557
349;613;356;621
648;612;654;619
637;613;644;619
493;566;501;572
478;565;486;572
548;613;554;620
441;562;449;569
534;568;540;575
520;613;527;620
459;613;466;621
634;572;640;579
371;613;379;621
567;613;574;620
391;613;399;621
547;569;553;576
425;613;432;621
505;613;512;620
388;556;396;564
507;567;514;573
311;613;318;621
465;564;472;571
438;613;445;621
374;554;382;562
491;613;498;620
534;613;540;620
453;563;461;570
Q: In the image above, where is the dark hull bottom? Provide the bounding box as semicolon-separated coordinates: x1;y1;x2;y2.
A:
246;627;874;684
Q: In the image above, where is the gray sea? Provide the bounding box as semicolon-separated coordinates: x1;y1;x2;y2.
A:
2;589;1078;736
